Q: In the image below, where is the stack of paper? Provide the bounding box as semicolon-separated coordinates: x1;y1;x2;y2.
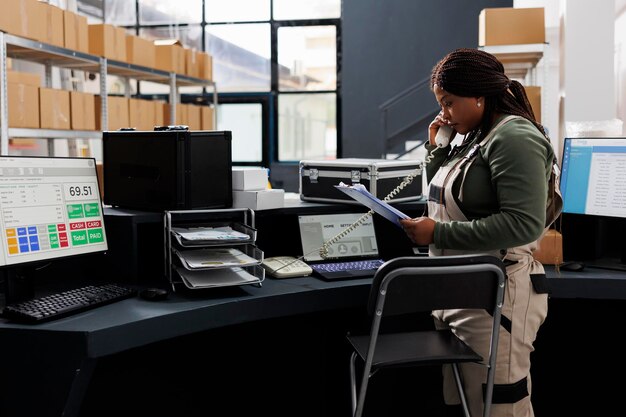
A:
172;226;251;246
175;266;261;288
174;247;258;270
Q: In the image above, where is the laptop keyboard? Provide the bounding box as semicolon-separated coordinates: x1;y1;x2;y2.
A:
311;259;384;273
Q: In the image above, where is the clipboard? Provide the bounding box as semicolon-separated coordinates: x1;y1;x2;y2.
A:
334;183;410;227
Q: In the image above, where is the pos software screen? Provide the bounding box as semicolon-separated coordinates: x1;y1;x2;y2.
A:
0;156;107;267
560;137;626;218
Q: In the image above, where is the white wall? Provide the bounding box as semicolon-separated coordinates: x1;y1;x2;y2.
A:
562;0;615;122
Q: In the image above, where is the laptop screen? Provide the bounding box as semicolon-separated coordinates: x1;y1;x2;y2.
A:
298;213;379;262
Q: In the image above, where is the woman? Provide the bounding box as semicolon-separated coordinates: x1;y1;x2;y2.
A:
399;48;556;417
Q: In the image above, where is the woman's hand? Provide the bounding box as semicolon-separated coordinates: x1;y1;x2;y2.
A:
399;217;436;245
428;111;450;145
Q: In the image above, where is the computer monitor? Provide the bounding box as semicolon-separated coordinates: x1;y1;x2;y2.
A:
560;137;626;269
0;156;107;302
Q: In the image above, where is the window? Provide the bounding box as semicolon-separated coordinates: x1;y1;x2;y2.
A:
93;0;340;166
218;102;264;162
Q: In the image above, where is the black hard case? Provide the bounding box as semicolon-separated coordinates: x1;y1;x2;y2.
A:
103;130;232;211
299;158;422;204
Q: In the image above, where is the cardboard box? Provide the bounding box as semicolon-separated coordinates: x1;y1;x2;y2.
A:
70;91;96;130
198;52;213;81
533;229;562;265
200;105;214;130
524;86;541;123
185;48;200;78
232;167;268;191
39;88;70;129
95;96;130;131
126;35;156;68
8;71;41;128
129;98;156;131
154;100;167;127
89;24;127;61
479;7;545;46
64;11;89;53
233;189;284;210
186;104;201;130
8;71;41;87
154;39;185;73
0;0;40;40
37;2;64;47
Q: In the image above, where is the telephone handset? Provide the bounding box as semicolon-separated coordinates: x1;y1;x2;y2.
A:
435;124;456;148
424;125;456;165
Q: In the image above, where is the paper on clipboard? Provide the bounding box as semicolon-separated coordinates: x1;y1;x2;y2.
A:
335;183;410;227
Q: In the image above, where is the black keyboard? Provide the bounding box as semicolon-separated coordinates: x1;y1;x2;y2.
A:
2;283;137;323
311;259;384;273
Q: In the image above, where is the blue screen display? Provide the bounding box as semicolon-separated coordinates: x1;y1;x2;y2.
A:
561;138;626;218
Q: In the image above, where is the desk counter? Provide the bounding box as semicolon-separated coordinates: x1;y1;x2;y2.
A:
0;264;625;417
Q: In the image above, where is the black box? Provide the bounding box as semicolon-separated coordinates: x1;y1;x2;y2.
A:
299;158;422;204
103;130;232;211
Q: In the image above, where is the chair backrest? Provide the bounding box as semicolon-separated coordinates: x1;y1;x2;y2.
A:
367;255;506;317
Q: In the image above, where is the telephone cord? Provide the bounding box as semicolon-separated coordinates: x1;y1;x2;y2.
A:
423;144;444;165
319;168;420;259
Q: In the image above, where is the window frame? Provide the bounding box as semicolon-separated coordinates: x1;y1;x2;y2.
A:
106;0;341;165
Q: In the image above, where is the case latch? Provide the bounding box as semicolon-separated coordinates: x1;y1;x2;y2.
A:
351;170;361;184
309;168;319;183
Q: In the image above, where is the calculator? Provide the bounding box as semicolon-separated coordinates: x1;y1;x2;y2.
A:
261;256;313;278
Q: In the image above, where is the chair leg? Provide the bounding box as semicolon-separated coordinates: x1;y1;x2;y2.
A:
352;353;374;417
451;363;471;417
350;351;358;415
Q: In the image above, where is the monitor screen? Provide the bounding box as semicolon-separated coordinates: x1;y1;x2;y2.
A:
0;156;107;267
560;137;626;219
298;213;379;262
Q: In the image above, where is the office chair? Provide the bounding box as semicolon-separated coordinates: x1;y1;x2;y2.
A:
347;254;506;417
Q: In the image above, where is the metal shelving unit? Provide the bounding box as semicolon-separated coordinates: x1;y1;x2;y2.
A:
0;31;218;155
480;43;547;126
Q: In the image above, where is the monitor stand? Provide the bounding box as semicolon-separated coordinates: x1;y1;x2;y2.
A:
2;267;34;305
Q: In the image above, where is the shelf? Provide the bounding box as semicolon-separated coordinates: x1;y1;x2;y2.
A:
106;60;215;87
4;33;100;72
1;31;218;155
5;33;215;88
8;128;102;139
479;43;545;79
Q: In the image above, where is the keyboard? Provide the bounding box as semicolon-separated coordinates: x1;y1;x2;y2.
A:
2;283;137;323
311;259;384;273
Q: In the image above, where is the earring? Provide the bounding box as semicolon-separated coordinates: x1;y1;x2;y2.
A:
477;102;481;107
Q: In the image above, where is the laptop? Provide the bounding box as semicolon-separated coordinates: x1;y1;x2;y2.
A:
297;213;385;281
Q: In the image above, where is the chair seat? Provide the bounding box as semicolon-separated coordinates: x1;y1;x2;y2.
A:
347;329;483;369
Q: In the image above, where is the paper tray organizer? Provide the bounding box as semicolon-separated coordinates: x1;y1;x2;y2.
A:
164;208;265;292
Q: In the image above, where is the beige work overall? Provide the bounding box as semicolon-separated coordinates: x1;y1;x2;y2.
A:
428;116;548;417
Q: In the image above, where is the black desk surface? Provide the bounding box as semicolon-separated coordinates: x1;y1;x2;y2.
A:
1;266;625;358
2;201;625;417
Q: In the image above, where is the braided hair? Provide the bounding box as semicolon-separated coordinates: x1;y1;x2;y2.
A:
431;48;546;142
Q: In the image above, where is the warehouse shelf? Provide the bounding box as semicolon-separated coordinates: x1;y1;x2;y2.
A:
0;31;217;155
479;43;545;80
478;42;548;128
8;128;102;139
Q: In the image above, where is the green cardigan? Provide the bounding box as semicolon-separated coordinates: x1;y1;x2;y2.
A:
424;116;555;251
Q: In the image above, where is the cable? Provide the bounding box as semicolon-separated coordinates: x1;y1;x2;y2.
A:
423;143;445;165
318;168;421;259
